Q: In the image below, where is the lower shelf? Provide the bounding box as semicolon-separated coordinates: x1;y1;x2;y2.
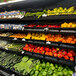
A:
0;65;24;76
0;37;75;50
0;48;75;67
0;70;11;76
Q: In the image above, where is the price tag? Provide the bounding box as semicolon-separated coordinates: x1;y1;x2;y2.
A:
12;16;15;18
13;38;17;40
21;51;25;54
15;15;18;18
42;14;47;17
44;28;49;31
22;38;26;41
11;74;15;76
4;16;6;19
13;27;16;29
46;41;51;44
8;16;11;18
5;48;8;50
22;27;24;31
19;15;24;19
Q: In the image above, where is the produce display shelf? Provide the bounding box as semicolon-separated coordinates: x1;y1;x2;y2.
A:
0;48;75;67
24;27;76;31
0;1;76;75
24;28;76;34
0;65;24;76
0;28;76;35
0;37;75;50
0;15;76;22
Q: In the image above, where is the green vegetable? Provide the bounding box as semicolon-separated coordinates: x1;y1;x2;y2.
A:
41;62;45;68
51;66;55;70
35;71;39;76
45;68;48;72
42;71;47;76
30;70;34;75
39;67;42;71
36;65;40;71
46;62;50;68
50;63;54;67
55;64;58;68
48;70;53;75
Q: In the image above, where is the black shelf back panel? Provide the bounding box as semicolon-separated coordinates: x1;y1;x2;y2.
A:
0;0;76;12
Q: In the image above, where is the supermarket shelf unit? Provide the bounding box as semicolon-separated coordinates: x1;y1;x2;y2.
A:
0;15;76;75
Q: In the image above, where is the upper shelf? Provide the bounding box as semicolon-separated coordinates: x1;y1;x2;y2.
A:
0;27;76;35
0;15;76;22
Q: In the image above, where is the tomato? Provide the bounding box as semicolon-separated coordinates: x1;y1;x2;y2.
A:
62;51;67;55
23;47;26;50
69;50;75;56
64;56;69;60
34;49;37;53
49;52;53;56
54;53;58;57
68;52;73;57
40;47;44;51
58;54;63;58
45;52;49;55
25;44;29;48
70;57;74;61
45;48;49;52
52;49;57;53
29;48;32;52
58;51;62;54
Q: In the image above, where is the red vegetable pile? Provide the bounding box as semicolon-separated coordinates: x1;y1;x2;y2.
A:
23;44;75;61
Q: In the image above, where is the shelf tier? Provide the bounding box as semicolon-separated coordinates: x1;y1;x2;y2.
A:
0;48;75;67
0;37;75;50
0;15;76;21
0;28;76;35
0;65;24;76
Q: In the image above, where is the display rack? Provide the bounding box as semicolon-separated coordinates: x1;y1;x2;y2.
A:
0;2;76;75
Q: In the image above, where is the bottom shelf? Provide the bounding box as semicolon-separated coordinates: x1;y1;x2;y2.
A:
0;68;11;76
0;65;24;76
0;51;74;76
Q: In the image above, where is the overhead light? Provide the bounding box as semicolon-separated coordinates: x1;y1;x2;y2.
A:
0;0;24;5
